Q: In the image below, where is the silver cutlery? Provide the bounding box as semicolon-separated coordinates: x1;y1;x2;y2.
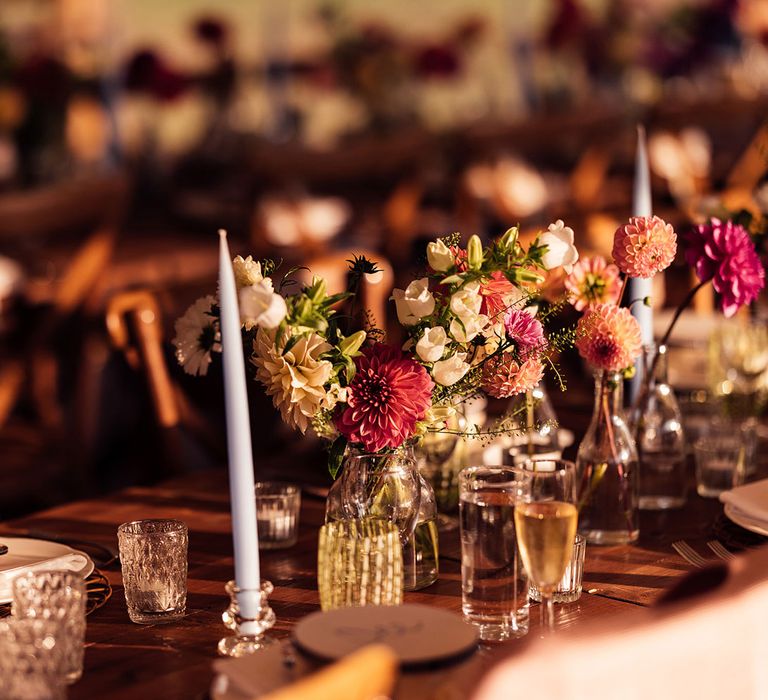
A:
672;540;713;568
707;540;735;561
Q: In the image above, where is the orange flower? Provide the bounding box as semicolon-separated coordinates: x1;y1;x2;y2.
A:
612;216;676;278
575;304;642;372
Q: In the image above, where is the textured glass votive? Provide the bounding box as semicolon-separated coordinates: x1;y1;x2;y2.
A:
11;571;86;685
117;519;188;624
529;534;586;604
256;482;300;549
0;618;66;699
317;519;403;611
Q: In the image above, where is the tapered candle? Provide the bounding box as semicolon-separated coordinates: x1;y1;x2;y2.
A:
629;126;654;402
218;229;262;623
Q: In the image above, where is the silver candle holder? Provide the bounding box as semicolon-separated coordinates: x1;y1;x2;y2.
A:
218;580;276;657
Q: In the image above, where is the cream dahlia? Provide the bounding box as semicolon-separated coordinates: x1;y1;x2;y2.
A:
565;255;622;311
335;344;434;452
575;303;643;372
173;295;221;376
481;353;544;398
252;329;334;433
612;216;677;278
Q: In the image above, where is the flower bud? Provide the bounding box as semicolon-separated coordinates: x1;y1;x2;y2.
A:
339;330;367;356
499;226;519;252
467;235;483;270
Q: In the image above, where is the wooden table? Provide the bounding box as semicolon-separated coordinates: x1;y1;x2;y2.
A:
0;467;759;699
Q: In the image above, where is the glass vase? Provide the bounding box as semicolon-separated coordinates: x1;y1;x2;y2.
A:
505;381;560;459
630;344;687;510
326;445;438;591
576;371;639;545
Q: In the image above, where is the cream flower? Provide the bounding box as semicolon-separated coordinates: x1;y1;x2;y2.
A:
252;329;334;433
427;239;454;272
539;220;579;272
321;382;348;410
416;326;449;363
232;255;263;289
173;295;221;376
433;352;471;386
239;278;287;330
392;278;435;325
449;281;483;319
450;312;489;343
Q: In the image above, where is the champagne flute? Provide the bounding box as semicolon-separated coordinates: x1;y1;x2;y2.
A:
513;459;578;632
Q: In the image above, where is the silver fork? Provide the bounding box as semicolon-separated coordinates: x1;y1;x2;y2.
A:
707;540;735;561
672;540;712;568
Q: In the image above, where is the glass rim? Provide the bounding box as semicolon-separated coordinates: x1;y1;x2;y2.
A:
12;569;84;586
516;457;576;474
458;464;533;488
117;518;188;536
254;481;300;495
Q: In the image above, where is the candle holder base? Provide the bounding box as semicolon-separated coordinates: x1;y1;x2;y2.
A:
218;579;276;657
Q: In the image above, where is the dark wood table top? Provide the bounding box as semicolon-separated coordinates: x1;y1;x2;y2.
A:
0;466;762;700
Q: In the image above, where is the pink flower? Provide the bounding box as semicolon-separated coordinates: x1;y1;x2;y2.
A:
481;353;544;398
565;255;621;311
685;219;765;318
480;271;517;320
335;344;434;453
504;308;545;357
612;216;677;278
575;304;643;372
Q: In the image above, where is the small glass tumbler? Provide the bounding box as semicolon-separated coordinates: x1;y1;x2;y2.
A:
317;519;403;611
11;571;86;685
0;618;66;699
694;435;746;497
117;519;188;624
255;482;301;549
528;534;586;604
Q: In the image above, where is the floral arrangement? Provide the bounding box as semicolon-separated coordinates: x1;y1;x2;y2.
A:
173;222;579;473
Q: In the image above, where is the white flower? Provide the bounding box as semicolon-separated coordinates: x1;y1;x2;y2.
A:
449;281;483;319
239;278;287;330
322;383;348;410
232;255;263;289
416;326;448;363
449;313;489;343
252;329;334;433
173;295;221;376
539;220;579;272
433;352;471;386
391;278;435;325
427;239;454;272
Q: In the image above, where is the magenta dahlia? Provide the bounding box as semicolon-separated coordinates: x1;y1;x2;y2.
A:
504;308;545;357
575;303;643;372
335;343;434;453
685;219;765;318
612;215;677;278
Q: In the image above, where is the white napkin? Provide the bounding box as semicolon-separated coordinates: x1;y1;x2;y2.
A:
719;478;768;523
0;553;89;598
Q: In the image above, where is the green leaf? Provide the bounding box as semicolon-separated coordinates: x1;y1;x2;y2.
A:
328;436;348;479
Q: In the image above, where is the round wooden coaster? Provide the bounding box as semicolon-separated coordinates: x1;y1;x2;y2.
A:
293;604;478;666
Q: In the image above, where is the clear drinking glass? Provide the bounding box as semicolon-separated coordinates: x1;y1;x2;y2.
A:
11;571;86;684
459;465;532;641
117;519;188;624
529;534;586;604
694;435;746;497
0;618;66;699
514;459;578;632
317;519;403;611
255;482;301;549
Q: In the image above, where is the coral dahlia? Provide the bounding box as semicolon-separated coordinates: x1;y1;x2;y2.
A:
335;344;434;453
685;219;765;318
481;353;544;398
575;304;643;372
612;216;677;278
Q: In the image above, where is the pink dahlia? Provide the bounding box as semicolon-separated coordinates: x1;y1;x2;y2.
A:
685;218;765;318
481;353;544;398
504;308;545;357
612;216;677;278
480;271;517;320
565;255;621;311
575;303;643;372
335;343;434;453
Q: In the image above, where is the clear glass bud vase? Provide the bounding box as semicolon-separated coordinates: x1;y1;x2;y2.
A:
630;344;687;510
576;371;639;545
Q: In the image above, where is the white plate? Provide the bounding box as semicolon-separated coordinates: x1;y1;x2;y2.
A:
0;537;94;603
724;504;768;537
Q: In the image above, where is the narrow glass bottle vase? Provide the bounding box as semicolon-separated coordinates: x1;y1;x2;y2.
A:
576;371;639;545
630;344;687;510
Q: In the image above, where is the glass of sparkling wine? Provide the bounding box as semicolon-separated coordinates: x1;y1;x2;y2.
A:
514;459;578;632
459;465;533;641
